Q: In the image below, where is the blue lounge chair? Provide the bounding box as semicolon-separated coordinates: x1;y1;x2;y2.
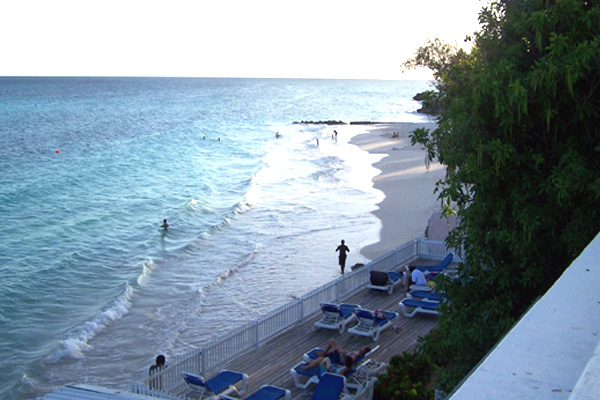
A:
182;370;248;399
314;303;360;333
406;290;444;302
399;298;441;318
367;270;404;295
302;345;386;381
290;358;376;391
310;373;346;400
347;308;398;341
409;253;454;273
303;344;380;363
221;385;290;400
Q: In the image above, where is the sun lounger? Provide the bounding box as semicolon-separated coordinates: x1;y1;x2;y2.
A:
303;344;380;363
406;290;444;302
220;385;291;400
407;253;454;273
367;270;404;295
399;298;441;318
182;370;248;399
314;303;360;333
301;345;386;383
347;308;398;341
290;358;377;391
310;373;346;400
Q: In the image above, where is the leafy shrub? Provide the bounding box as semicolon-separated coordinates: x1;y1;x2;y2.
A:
374;351;434;400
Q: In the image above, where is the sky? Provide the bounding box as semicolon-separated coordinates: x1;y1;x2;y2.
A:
0;0;485;80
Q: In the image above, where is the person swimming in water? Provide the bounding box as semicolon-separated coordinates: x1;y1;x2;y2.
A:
161;219;169;230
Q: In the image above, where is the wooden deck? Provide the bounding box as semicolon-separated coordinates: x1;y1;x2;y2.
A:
219;262;440;400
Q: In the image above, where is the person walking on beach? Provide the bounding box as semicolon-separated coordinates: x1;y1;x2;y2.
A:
336;239;350;274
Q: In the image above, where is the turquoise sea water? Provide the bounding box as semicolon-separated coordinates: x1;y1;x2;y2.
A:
0;77;433;399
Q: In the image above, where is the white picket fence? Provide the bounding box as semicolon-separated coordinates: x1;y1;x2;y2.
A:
129;238;461;399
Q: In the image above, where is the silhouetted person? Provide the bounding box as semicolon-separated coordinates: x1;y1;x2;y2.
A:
149;354;166;389
336;239;350;274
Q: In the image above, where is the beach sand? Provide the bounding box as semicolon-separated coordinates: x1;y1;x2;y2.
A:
348;122;446;260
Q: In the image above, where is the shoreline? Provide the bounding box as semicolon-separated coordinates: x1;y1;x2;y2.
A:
346;122;445;260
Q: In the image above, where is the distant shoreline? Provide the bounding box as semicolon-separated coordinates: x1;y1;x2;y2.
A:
293;120;424;125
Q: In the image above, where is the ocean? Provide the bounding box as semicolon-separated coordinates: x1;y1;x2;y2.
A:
0;77;432;399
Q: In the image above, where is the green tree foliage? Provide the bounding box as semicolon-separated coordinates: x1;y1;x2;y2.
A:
405;0;600;392
374;352;434;400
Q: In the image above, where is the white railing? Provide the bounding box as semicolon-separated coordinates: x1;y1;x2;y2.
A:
130;238;460;398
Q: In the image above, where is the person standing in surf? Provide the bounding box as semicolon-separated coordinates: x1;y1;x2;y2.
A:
161;219;169;230
336;239;350;274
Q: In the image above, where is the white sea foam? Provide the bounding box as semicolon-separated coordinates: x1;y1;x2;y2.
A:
243;173;263;208
137;259;155;287
186;198;199;209
49;282;134;362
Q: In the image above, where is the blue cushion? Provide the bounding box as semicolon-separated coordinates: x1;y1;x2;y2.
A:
388;271;403;282
183;372;206;388
439;253;454;269
374;311;395;325
311;373;344;400
409;291;443;302
206;370;243;394
416;253;454;272
339;304;358;318
356;309;373;320
246;386;287;400
321;303;339;313
402;299;439;310
306;347;323;360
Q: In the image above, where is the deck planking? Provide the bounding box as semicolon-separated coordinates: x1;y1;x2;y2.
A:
213;260;442;400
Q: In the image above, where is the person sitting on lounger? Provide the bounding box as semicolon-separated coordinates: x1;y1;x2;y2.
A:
408;265;435;289
307;338;370;371
300;353;355;376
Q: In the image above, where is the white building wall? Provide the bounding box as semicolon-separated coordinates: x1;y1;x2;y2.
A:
449;232;600;400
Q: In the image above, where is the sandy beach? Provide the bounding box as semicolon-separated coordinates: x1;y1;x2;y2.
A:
347;122;446;260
